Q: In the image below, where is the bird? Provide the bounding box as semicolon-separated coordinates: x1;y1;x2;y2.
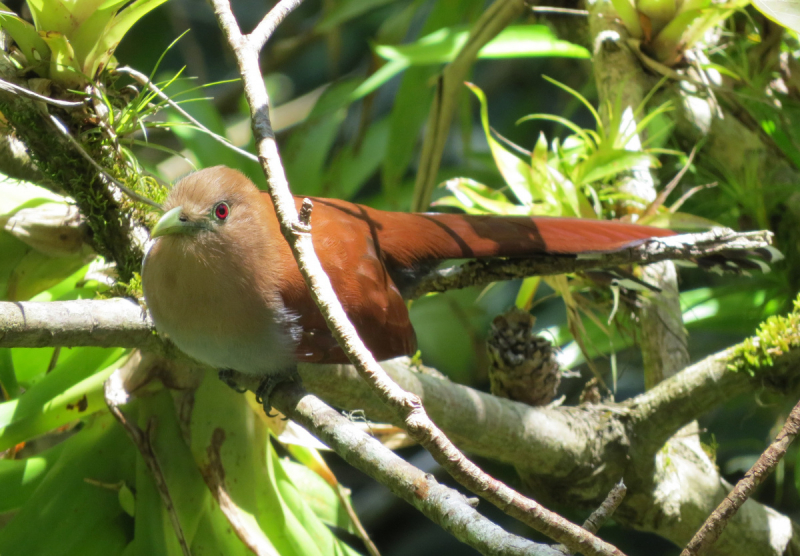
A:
139;165;761;398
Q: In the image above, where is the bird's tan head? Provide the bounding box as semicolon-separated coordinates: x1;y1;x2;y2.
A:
150;166;262;241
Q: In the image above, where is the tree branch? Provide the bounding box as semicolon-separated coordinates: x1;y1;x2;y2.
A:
250;0;306;53
271;381;565;556
410;229;777;299
681;398;800;555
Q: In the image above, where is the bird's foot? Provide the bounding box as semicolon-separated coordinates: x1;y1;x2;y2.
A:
218;369;248;393
256;369;300;418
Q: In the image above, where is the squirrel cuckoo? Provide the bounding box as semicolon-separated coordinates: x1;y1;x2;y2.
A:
142;165;678;381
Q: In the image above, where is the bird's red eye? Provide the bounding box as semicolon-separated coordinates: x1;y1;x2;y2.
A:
214;202;229;220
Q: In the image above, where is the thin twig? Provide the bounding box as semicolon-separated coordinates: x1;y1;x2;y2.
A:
0;77;86;107
529;6;588;15
48;115;163;210
681;399;800;556
641;146;697;219
336;484;382;556
208;1;625;554
670;183;716;213
554;480;627;555
104;373;191;556
582;480;627;534
250;0;306;53
115;66;259;164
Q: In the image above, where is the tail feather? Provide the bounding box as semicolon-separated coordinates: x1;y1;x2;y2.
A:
371;211;677;266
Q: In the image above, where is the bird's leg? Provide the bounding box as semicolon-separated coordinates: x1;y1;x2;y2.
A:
218;369;248;393
256;367;300;418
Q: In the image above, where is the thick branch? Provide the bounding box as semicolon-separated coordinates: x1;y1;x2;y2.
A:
0;299;161;351
628;345;800;455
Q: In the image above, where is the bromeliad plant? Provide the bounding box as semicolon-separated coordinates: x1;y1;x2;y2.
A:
436;81;706;381
0;0;167;89
610;0;746;66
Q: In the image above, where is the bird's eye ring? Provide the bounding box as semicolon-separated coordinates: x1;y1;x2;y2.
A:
214;202;230;220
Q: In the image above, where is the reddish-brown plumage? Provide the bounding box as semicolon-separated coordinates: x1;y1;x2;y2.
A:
142;166;676;374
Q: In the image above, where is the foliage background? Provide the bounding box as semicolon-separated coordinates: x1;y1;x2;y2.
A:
0;0;798;554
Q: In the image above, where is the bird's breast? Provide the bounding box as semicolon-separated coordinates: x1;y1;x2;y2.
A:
142;238;298;375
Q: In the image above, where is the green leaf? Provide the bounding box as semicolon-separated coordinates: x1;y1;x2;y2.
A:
133;390;210;551
284;103;346;197
651;9;707;63
575;150;658;185
68;0;131;75
752;0;800;33
433;178;530;215
6;249;93;301
0;347;127;451
326;117;390;199
0;413;134;556
681;286;780;333
0;348;19;399
610;0;644;38
79;0;169;78
640;211;720;231
0;5;50;72
376;24;589;65
280;459;358;535
315;0;396;32
467;83;534;205
26;0;75;35
381;65;438;199
0;436;66;512
346;59;409;107
39;31;84;88
478;25;590;59
187;373;359;555
190;510;251;556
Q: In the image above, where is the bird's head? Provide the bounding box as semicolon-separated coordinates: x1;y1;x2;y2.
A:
150;166;262;243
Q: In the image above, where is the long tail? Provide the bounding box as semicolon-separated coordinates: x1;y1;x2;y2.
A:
370;211;677;267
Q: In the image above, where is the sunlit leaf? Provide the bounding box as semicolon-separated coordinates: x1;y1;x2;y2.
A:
752;0;800;33
0;413;134;556
467;83;534;205
576;150;658;186
315;0;396;32
375;24;589;65
0;5;49;72
39;31;84;88
79;0;169;78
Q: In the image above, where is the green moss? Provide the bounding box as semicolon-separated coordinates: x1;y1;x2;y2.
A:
728;294;800;375
102;272;144;301
0;75;155;282
700;433;719;465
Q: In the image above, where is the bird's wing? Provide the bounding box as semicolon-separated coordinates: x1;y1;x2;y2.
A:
279;197;417;364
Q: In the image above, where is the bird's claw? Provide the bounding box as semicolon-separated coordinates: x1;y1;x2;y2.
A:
218;369;248;393
256;371;299;418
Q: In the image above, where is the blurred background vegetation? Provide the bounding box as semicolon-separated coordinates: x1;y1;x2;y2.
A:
0;0;799;554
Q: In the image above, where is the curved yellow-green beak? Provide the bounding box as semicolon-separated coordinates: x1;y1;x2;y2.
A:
150;207;187;239
150;206;211;239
